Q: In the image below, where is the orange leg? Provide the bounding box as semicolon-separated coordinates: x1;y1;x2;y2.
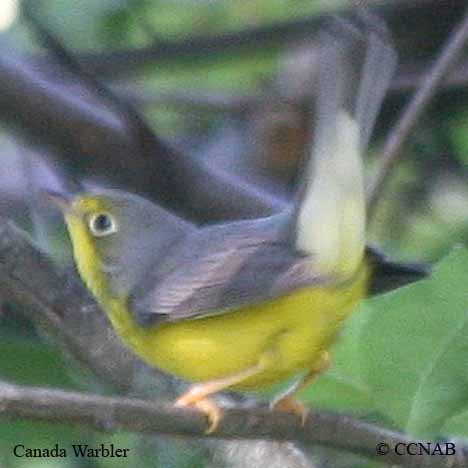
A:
175;352;274;433
270;351;331;425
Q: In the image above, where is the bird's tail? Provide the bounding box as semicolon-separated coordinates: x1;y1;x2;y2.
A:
294;13;397;279
365;246;431;296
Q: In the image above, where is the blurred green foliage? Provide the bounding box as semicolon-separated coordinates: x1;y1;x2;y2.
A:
449;111;468;166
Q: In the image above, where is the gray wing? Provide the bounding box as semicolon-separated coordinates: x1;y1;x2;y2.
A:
128;217;326;327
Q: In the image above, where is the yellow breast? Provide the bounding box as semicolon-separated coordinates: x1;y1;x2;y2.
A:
103;266;368;391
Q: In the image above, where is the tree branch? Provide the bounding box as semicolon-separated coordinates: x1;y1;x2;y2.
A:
367;5;468;217
392;60;468;94
116;58;468;114
55;0;463;79
115;87;262;115
0;54;282;222
0;219;138;391
0;379;466;468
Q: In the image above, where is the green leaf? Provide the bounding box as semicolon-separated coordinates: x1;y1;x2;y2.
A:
357;248;468;437
443;407;468;438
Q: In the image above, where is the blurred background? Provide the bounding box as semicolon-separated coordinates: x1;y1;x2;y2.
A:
0;0;467;467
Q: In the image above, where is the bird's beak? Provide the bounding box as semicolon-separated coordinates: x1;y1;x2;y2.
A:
42;190;73;214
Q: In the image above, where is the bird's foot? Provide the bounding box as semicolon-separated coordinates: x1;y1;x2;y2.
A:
270;396;309;426
175;386;223;434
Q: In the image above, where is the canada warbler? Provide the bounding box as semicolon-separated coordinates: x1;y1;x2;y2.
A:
47;21;428;432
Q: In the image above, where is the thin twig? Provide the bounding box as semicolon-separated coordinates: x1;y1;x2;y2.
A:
367;5;468;217
0;379;466;468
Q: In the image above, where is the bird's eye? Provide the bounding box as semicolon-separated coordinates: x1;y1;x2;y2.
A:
88;212;117;237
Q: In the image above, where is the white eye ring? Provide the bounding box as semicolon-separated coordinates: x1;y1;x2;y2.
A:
88;212;117;237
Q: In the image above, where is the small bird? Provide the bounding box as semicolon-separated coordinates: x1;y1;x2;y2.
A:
47;18;428;433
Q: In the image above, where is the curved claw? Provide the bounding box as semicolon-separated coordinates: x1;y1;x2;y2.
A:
270;396;310;426
175;390;223;434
